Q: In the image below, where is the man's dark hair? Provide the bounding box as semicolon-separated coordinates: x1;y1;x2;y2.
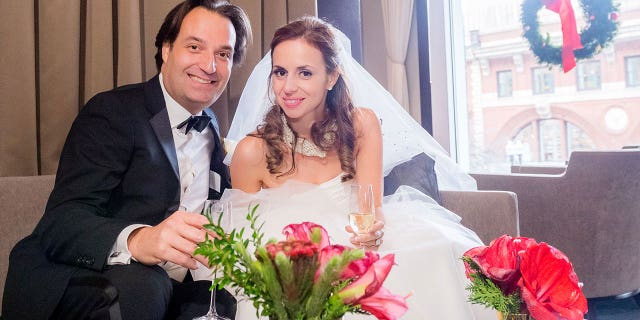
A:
154;0;252;71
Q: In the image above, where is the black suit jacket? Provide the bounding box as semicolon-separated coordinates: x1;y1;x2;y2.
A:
2;76;231;319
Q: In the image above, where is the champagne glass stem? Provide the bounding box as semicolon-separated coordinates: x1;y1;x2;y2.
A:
207;273;218;316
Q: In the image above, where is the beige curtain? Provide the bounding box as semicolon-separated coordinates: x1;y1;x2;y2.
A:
381;0;414;112
0;0;316;177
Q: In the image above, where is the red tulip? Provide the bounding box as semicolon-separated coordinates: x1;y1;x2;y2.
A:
282;222;330;249
357;287;409;320
464;235;537;294
518;243;588;320
342;250;380;279
337;254;407;319
338;254;394;303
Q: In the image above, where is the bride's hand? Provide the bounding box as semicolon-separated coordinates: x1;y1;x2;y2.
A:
346;220;385;250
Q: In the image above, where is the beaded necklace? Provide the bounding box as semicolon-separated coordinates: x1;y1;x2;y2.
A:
281;113;336;158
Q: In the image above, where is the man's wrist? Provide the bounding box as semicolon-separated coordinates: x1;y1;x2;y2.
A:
107;224;148;265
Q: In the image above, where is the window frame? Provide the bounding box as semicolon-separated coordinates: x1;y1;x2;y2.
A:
625;55;640;87
576;60;602;91
531;66;555;95
497;70;513;97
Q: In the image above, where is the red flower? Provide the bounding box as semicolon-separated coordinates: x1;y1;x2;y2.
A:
518;243;587;320
357;287;409;320
283;222;330;249
464;235;537;294
610;12;618;21
342;250;381;280
337;254;407;319
264;240;318;259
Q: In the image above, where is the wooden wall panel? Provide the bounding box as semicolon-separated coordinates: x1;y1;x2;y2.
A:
85;0;114;102
142;0;181;79
117;0;144;86
287;0;317;21
263;0;287;55
38;0;81;175
0;1;38;176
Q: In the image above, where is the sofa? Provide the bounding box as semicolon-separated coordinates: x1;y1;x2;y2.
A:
0;174;518;313
472;150;640;298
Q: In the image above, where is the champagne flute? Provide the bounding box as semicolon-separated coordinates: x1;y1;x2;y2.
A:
348;184;375;247
194;200;232;320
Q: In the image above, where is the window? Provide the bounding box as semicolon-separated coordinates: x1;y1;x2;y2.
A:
497;70;512;97
576;60;601;91
512;119;595;164
451;0;640;173
626;55;640;87
538;119;564;162
532;67;554;94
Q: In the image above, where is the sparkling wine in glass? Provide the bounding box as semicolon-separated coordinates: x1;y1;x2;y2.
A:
348;184;375;242
194;200;232;320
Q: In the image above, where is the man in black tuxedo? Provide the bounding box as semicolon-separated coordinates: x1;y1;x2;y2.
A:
2;1;251;319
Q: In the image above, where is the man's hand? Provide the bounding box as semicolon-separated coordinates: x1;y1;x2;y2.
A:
127;211;213;269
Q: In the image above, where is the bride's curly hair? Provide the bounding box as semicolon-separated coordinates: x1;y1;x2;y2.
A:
251;16;356;181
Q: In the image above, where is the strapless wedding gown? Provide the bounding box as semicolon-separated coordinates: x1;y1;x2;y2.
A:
220;175;497;320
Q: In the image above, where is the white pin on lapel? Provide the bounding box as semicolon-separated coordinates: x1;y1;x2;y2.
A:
209;170;221;193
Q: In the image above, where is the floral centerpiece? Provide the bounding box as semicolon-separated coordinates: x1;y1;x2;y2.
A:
195;205;408;320
462;235;587;320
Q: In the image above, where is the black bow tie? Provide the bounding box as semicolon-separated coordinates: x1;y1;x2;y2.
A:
177;115;211;134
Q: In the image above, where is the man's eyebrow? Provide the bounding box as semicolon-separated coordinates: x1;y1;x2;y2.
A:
184;36;233;52
218;44;234;53
184;36;205;44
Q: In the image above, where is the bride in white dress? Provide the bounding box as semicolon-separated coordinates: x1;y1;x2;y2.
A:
221;16;496;320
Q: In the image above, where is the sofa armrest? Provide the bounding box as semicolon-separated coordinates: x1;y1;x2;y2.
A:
0;175;55;310
440;190;519;244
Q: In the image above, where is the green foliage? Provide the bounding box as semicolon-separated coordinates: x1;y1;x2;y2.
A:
195;204;365;320
521;0;619;68
462;256;522;315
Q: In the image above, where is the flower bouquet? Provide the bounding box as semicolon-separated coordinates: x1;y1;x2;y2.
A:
462;235;587;320
195;205;408;320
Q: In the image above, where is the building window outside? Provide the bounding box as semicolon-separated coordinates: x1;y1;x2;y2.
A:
576;60;601;91
532;67;554;94
497;70;512;97
512;119;595;165
444;0;640;173
538;119;564;162
626;55;640;87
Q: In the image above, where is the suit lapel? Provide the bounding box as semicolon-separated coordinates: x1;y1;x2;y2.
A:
203;108;231;199
143;76;230;199
145;76;180;180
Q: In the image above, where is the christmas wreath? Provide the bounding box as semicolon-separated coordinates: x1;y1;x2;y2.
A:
521;0;619;72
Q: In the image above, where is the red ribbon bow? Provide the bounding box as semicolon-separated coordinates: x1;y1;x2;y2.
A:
542;0;583;72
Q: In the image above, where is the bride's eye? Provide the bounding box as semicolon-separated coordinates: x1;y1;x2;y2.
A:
299;70;312;79
272;68;287;78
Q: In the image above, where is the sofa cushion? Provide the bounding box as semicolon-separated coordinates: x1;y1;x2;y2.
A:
383;152;441;204
0;175;54;313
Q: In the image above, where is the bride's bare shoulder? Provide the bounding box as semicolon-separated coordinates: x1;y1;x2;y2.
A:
232;134;267;166
352;107;381;132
